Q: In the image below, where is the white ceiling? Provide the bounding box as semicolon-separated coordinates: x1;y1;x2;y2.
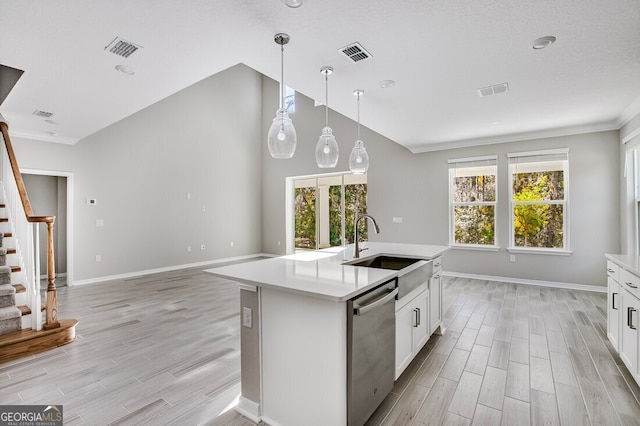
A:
1;0;639;152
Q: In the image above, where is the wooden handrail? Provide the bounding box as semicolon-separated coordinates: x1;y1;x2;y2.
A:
0;120;59;330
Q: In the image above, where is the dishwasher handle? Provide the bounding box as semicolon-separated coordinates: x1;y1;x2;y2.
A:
354;287;398;316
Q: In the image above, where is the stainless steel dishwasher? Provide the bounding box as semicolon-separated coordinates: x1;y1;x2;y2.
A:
347;279;398;426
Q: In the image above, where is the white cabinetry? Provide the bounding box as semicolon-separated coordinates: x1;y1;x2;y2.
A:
429;256;443;334
607;261;621;350
606;256;640;387
395;288;428;379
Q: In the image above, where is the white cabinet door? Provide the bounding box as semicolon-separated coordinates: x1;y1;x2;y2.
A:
413;290;429;351
608;277;621;351
395;300;415;379
620;288;639;378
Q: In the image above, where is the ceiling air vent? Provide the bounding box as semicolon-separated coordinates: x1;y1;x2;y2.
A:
339;42;372;63
104;37;142;58
477;83;509;97
32;110;53;118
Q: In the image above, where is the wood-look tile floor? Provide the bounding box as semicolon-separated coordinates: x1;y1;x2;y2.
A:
2;264;640;425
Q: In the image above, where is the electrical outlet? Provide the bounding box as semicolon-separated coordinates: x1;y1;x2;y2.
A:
277;240;281;246
202;205;206;212
186;193;191;199
95;255;102;262
242;307;252;328
187;245;191;252
230;241;234;247
201;244;206;251
510;254;516;263
96;219;104;227
392;217;403;224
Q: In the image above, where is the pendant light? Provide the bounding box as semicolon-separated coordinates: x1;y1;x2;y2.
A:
315;66;339;168
349;90;369;174
267;33;297;159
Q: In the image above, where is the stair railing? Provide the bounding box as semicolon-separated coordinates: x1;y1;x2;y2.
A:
0;116;58;331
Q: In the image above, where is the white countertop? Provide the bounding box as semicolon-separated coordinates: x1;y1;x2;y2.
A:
606;254;640;276
205;242;449;302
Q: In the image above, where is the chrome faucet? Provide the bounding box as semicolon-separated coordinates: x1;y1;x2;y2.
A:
353;214;380;258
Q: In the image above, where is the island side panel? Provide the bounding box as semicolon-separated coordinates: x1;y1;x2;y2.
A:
261;287;347;426
239;288;261;411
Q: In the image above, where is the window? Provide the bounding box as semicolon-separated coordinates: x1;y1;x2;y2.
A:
290;172;367;251
508;149;569;251
448;156;497;247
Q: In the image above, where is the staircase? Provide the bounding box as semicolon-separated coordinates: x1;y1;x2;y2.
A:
0;116;77;363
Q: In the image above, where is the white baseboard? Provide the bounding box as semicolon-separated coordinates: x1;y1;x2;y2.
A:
72;253;274;286
443;271;607;293
235;396;261;423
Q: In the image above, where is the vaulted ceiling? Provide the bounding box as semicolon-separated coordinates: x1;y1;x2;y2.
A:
1;0;639;151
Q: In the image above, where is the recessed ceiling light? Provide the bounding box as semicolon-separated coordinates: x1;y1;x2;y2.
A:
284;0;303;7
532;36;556;50
379;80;395;89
115;65;135;75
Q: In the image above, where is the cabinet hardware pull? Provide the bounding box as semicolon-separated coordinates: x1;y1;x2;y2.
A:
434;274;441;279
626;281;638;289
612;292;618;310
416;308;420;326
607;268;615;273
629;307;637;330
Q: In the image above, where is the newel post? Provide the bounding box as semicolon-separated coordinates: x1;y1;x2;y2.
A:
42;219;59;330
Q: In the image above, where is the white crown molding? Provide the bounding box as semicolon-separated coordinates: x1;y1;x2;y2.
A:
408;120;620;154
10;129;79;145
617;93;640;128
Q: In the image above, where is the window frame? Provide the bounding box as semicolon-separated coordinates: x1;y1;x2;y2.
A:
448;155;499;250
507;148;571;255
286;171;367;254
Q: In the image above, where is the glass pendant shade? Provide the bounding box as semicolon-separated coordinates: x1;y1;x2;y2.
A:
268;33;297;159
349;140;369;174
315;66;339;168
315;126;339;167
268;108;297;159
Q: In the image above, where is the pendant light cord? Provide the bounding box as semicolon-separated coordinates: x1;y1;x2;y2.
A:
357;92;361;140
280;44;284;110
325;72;329;126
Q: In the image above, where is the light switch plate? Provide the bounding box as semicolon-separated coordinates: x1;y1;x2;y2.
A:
392;217;403;223
242;307;252;328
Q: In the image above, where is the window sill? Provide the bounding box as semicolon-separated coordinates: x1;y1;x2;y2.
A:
449;244;500;252
507;247;572;256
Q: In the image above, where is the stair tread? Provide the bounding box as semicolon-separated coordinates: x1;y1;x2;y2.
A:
17;304;45;316
0;218;7;223
0;305;21;320
3;232;12;238
12;284;25;293
10;265;21;273
6;248;15;254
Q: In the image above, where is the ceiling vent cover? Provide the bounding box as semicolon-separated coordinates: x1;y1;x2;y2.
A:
477;83;509;97
32;110;53;118
105;37;142;58
339;42;372;63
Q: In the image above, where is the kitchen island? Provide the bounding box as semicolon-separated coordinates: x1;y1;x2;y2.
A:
206;242;448;426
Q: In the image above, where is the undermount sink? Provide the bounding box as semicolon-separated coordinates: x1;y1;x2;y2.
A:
346;255;422;270
345;255;434;299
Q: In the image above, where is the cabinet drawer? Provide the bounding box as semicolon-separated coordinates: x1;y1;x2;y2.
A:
433;256;443;274
621;269;640;299
607;261;619;282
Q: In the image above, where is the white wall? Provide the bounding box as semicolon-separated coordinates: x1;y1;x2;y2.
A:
261;77;620;287
13;64;263;282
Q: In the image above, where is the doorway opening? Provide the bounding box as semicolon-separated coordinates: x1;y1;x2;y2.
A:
21;169;74;287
